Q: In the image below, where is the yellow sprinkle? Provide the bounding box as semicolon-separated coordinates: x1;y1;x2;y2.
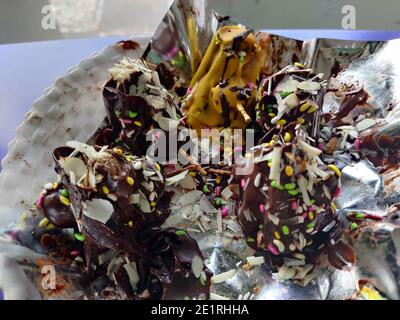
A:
360;287;384;300
300;101;312;112
53;182;58;190
297;117;305;124
328;164;341;177
189;171;196;177
267;162;272;168
134;121;142;127
274;232;281;240
285;165;293;176
102;186;110;195
224;147;232;155
215;176;222;184
127;177;135;186
47;223;55;230
284;132;292;142
330;202;337;211
294;62;305;68
268;113;276;118
150;201;157;207
38;218;49;228
308;211;314;220
128;221;133;227
307;105;317;113
59;195;71;206
114;148;123;156
276;119;287;126
269;140;275;146
155;163;161;171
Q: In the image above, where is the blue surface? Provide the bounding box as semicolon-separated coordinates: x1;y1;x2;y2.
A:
0;30;399;163
0;288;3;300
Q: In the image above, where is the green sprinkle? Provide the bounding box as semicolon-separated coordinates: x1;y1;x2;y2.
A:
355;213;365;219
239;55;245;63
279;91;292;98
310;199;315;205
307;222;315;229
271;180;284;190
74;233;85;242
203;185;210;193
115;111;121;117
282;225;290;235
284;183;296;190
247;237;256;243
351;222;358;231
200;273;206;286
215;198;222;206
59;189;69;197
128;111;138;118
114;138;121;144
288;189;299;196
175;230;186;237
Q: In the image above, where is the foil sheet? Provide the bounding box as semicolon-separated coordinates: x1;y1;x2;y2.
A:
1;0;400;300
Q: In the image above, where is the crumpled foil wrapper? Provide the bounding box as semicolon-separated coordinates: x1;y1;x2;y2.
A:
1;0;400;300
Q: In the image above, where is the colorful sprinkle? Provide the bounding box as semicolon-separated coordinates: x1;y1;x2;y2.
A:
354;138;361;151
215;198;222;206
288;189;299;196
46;223;55;230
36;195;44;208
200;273;207;286
189;171;197;177
247;237;256;243
279;91;292;98
59;189;69;197
291;201;299;211
285;165;293;176
351;222;358;231
175;230;186;237
134;121;142;127
274;231;281;239
59;195;71;206
221;207;229;217
128;111;138;118
271;180;284;190
308;211;314;220
355;213;365;219
122;119;132;124
70;251;80;257
307;222;315;229
38;218;49;228
297;117;305;124
128;221;133;227
240;179;246;189
284;183;296;190
126;177;135;186
276;119;287;126
300;101;312;112
114;148;123;156
284;132;292;142
282;225;290;235
74;233;85;242
267;244;279;255
150;201;157;207
102;186;110;195
203;185;210;193
155;163;161;171
53;182;59;189
328;164;341;177
259;204;265;214
215;186;222;196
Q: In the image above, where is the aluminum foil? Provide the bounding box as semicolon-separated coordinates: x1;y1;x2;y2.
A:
1;0;400;300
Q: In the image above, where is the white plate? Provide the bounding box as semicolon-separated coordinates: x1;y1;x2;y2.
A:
0;36;150;229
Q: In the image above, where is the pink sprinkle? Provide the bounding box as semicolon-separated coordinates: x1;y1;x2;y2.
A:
267;244;279;256
215;186;222;196
167;163;176;169
333;187;341;199
154;132;161;140
318;143;324;150
308;205;317;211
302;212;308;219
259;204;265;214
70;251;80;257
187;87;192;95
221;207;229;218
233;146;243;153
354;138;361;151
262;91;267;97
36;195;44;208
291;201;298;211
122;119;132;124
241;179;246;189
247;82;256;90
